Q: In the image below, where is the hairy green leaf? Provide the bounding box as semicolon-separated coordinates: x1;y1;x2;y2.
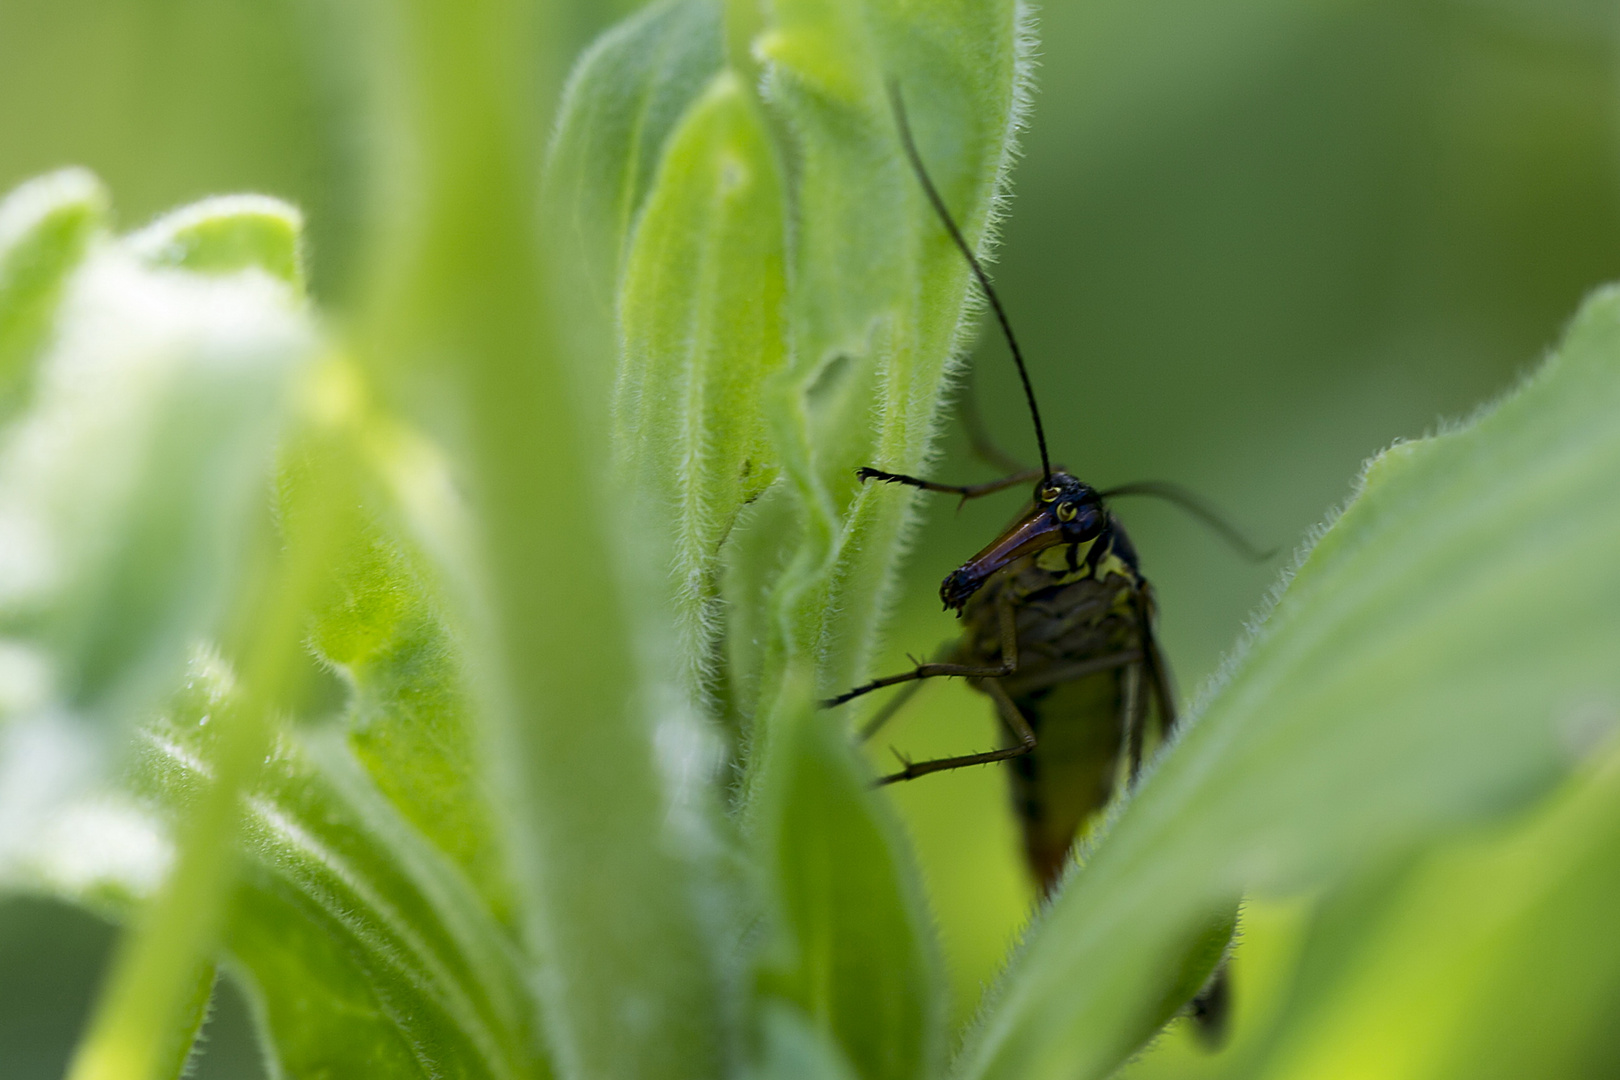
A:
722;4;1029;1077
545;0;725;408
3;634;543;1080
743;0;1031;725
547;0;723;305
309;524;518;931
616;70;785;692
365;0;740;1075
756;1001;862;1080
959;287;1620;1080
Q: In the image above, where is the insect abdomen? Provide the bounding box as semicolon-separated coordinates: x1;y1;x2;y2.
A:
1007;670;1126;891
960;561;1148;895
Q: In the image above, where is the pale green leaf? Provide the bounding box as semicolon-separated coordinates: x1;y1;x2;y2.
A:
741;0;1031;723
958;286;1620;1080
756;1001;862;1080
545;0;724;406
718;4;1028;1076
3;637;545;1080
0;169;106;416
547;0;722;296
0;194;313;728
369;1;742;1075
126;195;305;288
729;7;1027;1072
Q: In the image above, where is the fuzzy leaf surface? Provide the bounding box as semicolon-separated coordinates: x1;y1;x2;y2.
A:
370;0;742;1075
545;0;724;405
615;70;785;688
745;0;1028;721
304;487;518;930
737;4;1026;1077
126;195;305;288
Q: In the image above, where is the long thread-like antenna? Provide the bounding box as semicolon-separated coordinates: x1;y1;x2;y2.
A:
889;82;1051;482
1100;481;1278;562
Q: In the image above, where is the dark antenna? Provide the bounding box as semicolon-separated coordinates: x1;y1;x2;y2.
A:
889;82;1051;483
1100;481;1278;562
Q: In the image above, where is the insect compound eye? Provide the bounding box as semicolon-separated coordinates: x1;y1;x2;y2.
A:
1055;501;1078;522
1040;486;1062;503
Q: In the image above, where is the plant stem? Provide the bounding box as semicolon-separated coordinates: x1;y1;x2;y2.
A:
359;0;737;1074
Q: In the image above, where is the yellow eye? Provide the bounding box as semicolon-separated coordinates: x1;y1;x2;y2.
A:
1040;486;1062;503
1056;501;1078;522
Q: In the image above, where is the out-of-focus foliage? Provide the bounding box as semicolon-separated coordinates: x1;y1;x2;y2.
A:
141;651;542;1080
1251;738;1620;1080
0;1;1617;1079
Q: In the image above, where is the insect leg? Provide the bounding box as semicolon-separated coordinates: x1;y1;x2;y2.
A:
824;657;1011;707
876;678;1037;785
855;641;958;742
825;590;1020;709
1137;590;1179;738
857;466;1042;502
856;679;925;742
1120;662;1147;782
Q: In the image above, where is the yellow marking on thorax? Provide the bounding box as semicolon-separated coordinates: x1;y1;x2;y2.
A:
1094;549;1135;586
1097;546;1142;617
1036;537;1094;580
1034;537;1139;591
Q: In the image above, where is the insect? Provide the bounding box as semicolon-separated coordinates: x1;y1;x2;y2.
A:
826;86;1268;1040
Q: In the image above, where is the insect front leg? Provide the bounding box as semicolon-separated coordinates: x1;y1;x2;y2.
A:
856;465;1043;502
822;593;1020;709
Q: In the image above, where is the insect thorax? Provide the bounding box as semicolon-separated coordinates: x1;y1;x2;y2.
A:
959;522;1148;673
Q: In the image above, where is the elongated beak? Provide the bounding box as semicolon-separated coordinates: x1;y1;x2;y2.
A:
940;508;1067;611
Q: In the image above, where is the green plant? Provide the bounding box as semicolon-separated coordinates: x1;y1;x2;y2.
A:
2;2;1620;1079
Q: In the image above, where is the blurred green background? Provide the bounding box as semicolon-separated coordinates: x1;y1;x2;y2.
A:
1;0;1615;1074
